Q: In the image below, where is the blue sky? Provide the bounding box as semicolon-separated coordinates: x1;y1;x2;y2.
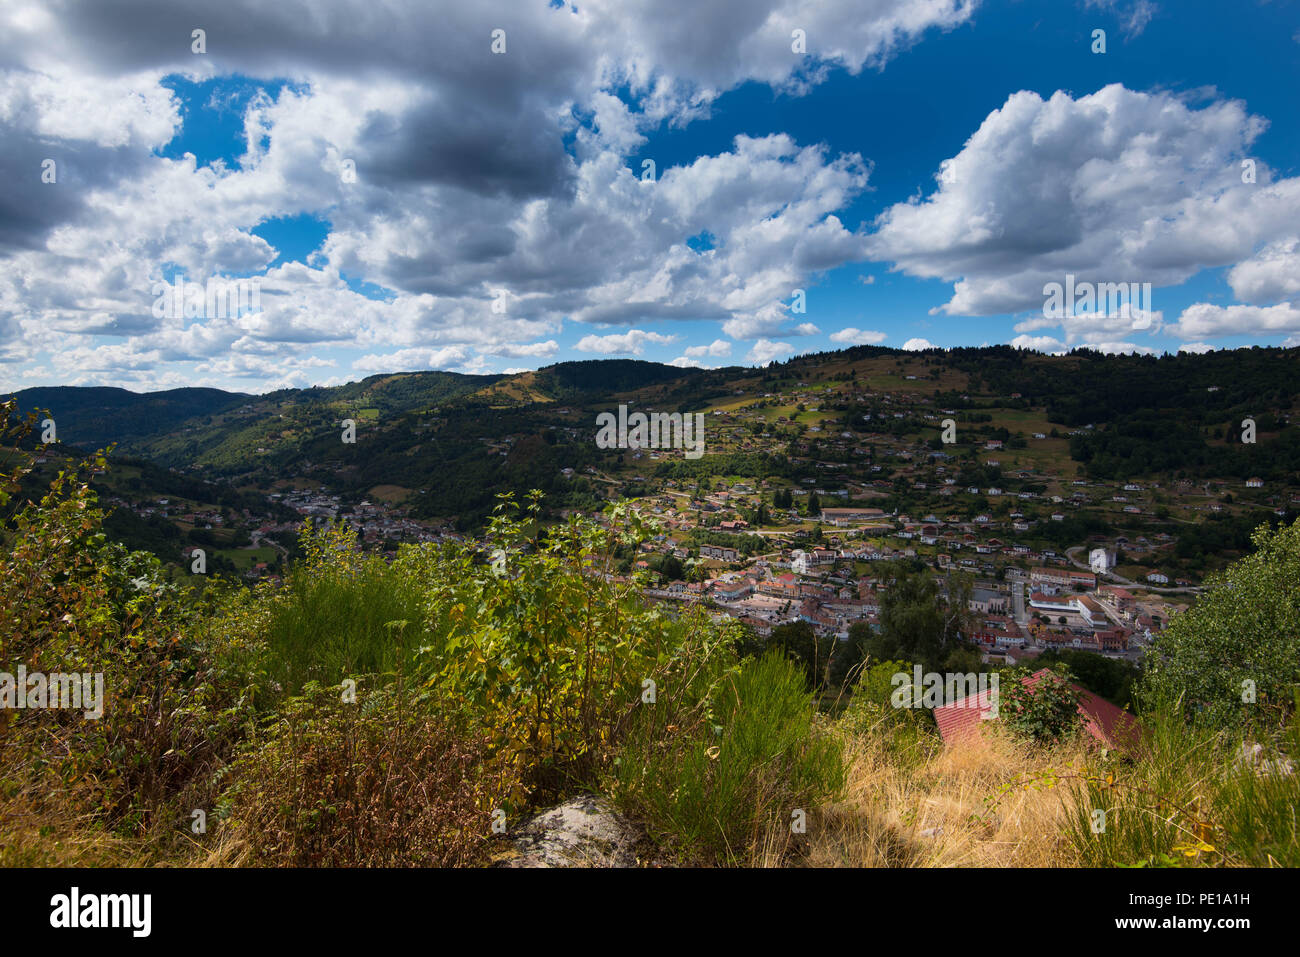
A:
2;0;1299;393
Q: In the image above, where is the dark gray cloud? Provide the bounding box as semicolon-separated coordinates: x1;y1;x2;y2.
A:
0;0;970;388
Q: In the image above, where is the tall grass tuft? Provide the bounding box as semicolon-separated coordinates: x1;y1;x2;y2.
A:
611;651;845;865
1065;706;1299;867
1211;724;1300;866
260;521;438;695
809;713;1086;867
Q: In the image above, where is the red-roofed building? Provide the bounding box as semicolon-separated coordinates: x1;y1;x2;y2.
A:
757;575;799;600
1092;628;1130;652
933;669;1139;751
1101;586;1135;614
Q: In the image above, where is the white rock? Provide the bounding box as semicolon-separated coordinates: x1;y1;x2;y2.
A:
500;794;650;868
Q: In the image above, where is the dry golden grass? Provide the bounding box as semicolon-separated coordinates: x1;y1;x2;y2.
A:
802;716;1091;867
0;782;206;868
191;828;257;868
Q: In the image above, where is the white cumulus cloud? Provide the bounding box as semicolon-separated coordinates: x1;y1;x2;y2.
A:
684;338;732;358
866;85;1299;320
1169;302;1300;340
575;329;677;354
829;327;887;344
746;338;796;365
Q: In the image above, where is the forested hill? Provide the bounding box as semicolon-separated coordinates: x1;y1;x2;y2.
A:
941;346;1298;428
8;385;250;451
7;345;1300;506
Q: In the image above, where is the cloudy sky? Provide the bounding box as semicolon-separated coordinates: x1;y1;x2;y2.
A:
2;0;1298;393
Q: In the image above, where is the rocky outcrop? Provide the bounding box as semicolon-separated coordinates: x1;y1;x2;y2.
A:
1235;742;1295;777
495;794;656;868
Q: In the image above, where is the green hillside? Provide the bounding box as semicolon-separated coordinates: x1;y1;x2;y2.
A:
6;385;250;451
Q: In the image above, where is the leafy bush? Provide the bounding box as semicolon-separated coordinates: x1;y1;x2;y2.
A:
854;659;921;711
1000;668;1082;744
840;659;937;734
1;404;255;833
420;494;730;799
1141;519;1300;732
838;661;941;775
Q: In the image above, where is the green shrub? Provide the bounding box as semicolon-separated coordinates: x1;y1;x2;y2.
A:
420;494;735;799
1001;667;1082;744
0;410;255;832
1141;519;1300;732
839;660;940;771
